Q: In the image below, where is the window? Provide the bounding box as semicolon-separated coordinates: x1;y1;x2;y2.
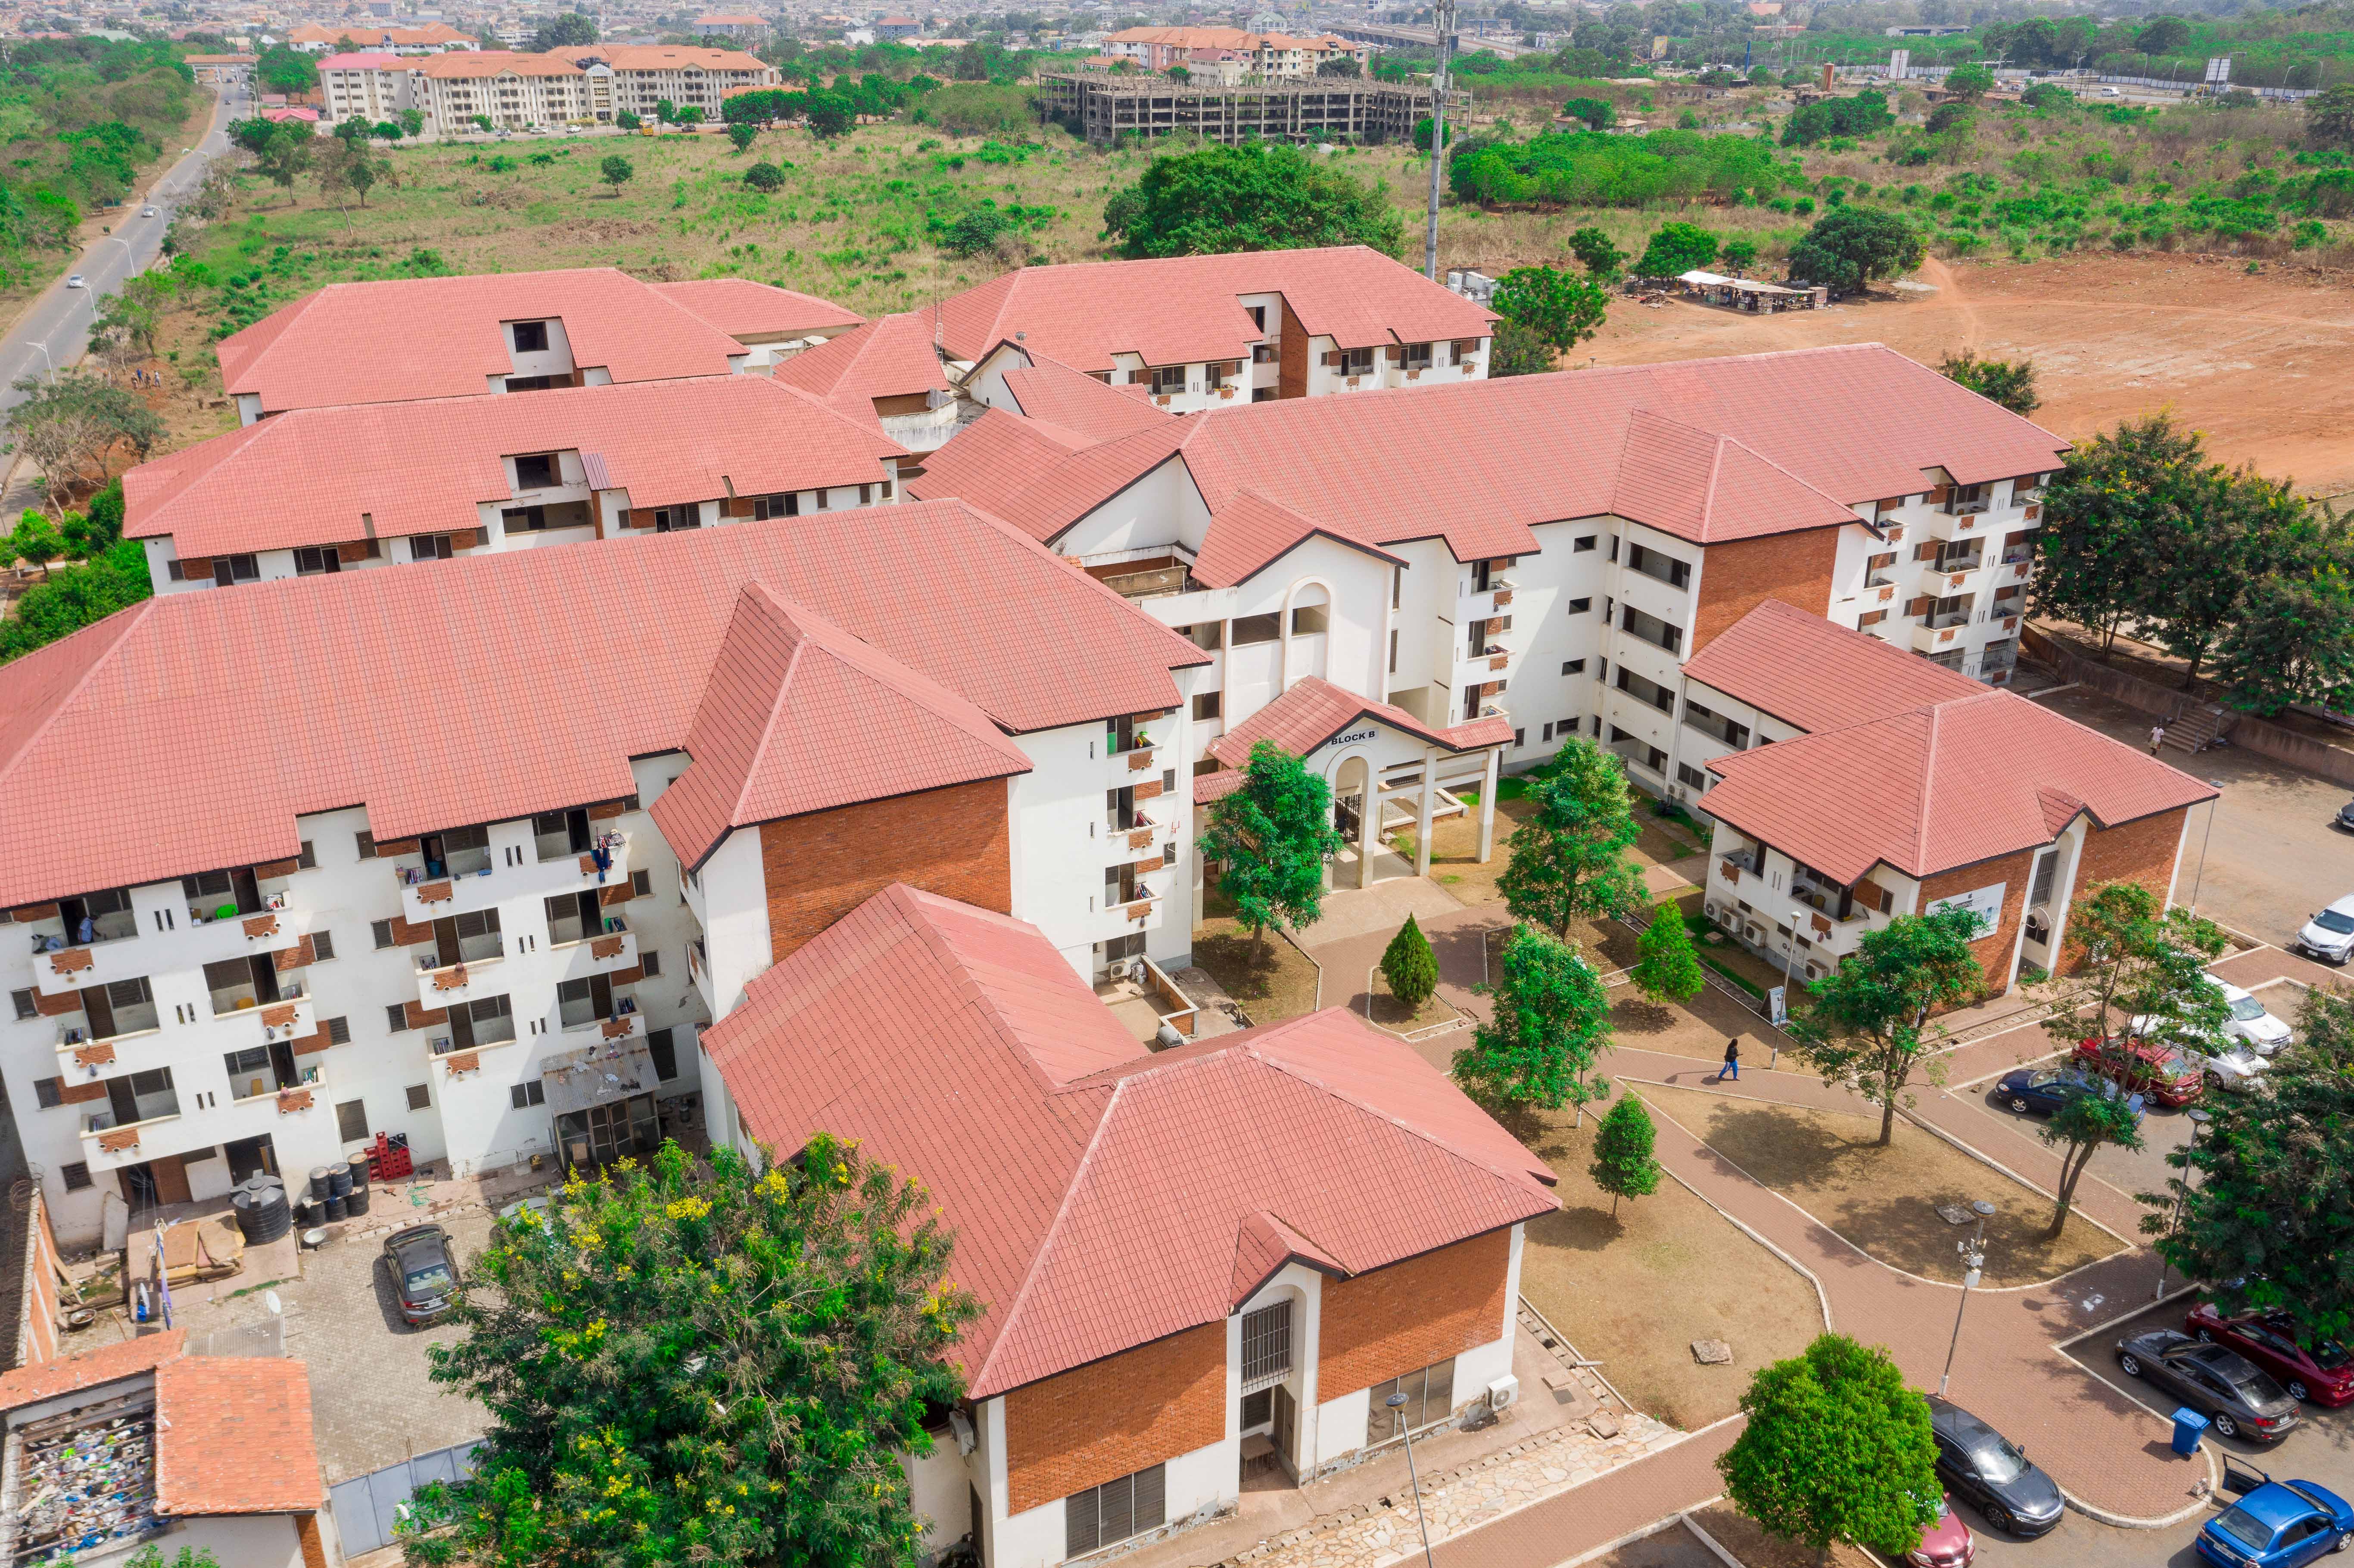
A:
1619;604;1684;655
1678;763;1709;791
1231;613;1281;645
514;456;557;493
293;546;341;576
1065;1465;1166;1558
502;505;548;531
1290;603;1328;636
631;868;653;897
11;988;33;1020
1179;622;1223;651
1626;543;1691;590
1561;659;1586;676
311;930;336;961
1401;341;1432;371
325;1015;351;1045
61;1163;91;1192
373;919;396;949
336;1098;369;1143
386;1002;411;1033
1542;722;1553;742
653;505;700;532
511;1080;547;1109
410;534;454;562
1565;597;1592;615
1241;1300;1293;1391
752;492;799;520
212;554;259;586
1193;691;1221;722
1149;365;1186;395
34;1077;62;1109
641;950;661;977
1573;534;1597;552
1367;1359;1457;1446
129;1066;172;1098
647;1026;678;1082
406;1083;432;1111
297;840;316;870
511;319;549;353
1342;346;1375;376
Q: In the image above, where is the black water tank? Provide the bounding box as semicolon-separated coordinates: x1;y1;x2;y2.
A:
324;1194;348;1222
325;1161;352;1198
344;1184;371;1217
307;1167;331;1201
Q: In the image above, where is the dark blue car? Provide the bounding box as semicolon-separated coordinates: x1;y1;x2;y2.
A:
2198;1479;2354;1567
1993;1066;2145;1120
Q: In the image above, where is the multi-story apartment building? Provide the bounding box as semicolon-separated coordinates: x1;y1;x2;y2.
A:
548;43;776;118
124;373;909;592
914;342;2069;841
693;12;765;40
286;20;476;51
947;247;1496;414
772;311;965;450
411;48;597;132
213;268;859;421
700;884;1555;1568
317;50;413;126
1100;25;1370;77
0;501;1209;1247
1682;601;2214;996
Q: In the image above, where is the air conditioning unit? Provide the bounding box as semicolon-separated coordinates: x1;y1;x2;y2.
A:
1486;1375;1520;1412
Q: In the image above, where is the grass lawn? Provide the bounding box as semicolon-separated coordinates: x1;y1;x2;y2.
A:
1191;885;1321;1026
1508;1089;1826;1431
1639;1084;2121;1287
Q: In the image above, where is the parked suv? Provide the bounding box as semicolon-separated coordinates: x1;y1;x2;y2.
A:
381;1223;457;1326
2296;895;2354;964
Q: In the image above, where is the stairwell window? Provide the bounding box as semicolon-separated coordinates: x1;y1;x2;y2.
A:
1241;1300;1293;1392
1367;1359;1456;1447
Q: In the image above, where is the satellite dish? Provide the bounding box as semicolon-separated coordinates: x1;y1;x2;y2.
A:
265;1290;283;1316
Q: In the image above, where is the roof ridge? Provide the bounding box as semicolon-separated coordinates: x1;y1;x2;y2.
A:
0;600;157;783
1243;1042;1557;1194
972;1071;1127;1394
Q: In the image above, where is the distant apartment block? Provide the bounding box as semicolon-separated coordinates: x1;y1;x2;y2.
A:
317;50;414;125
1100;25;1370;78
286;20;476;52
547;43;777;119
693;12;767;39
1037;70;1457;147
212;268;859;420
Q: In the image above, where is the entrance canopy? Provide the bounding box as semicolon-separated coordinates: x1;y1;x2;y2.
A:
1206;677;1510;771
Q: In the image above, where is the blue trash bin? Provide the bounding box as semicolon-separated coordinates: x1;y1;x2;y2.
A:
2171;1407;2210;1456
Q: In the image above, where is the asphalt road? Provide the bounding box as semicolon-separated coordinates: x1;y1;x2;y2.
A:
0;87;240;414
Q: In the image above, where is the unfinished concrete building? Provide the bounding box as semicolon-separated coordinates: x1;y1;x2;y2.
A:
1036;71;1464;147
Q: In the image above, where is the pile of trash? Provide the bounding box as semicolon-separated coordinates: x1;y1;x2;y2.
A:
6;1404;159;1564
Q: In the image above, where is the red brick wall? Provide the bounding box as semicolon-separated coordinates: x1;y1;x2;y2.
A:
1691;528;1842;654
1317;1230;1511;1402
760;779;1012;963
2055;807;2189;973
1003;1322;1226;1515
1918;847;2037;999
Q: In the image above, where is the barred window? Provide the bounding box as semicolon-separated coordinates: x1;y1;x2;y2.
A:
1064;1464;1165;1558
1240;1300;1293;1393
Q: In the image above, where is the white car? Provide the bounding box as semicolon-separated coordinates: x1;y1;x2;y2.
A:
2181;1041;2270;1091
64;274;84;288
141;205;157;217
2213;980;2291;1054
2297;894;2354;964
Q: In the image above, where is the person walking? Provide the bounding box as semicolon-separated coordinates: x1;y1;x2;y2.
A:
2148;724;2165;755
1720;1037;1740;1082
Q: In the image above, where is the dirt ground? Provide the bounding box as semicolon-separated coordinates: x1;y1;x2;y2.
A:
1639;1084;2119;1287
1686;1503;1885;1568
1508;1092;1826;1433
1585;250;2354;501
1191;886;1323;1025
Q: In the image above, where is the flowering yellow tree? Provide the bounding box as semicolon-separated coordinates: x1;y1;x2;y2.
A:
403;1134;978;1568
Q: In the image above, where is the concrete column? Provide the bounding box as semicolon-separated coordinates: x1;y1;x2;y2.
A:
1476;746;1500;864
1356;762;1377;890
1414;745;1438;879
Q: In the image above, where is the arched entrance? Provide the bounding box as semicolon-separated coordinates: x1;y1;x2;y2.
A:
1331;752;1375;889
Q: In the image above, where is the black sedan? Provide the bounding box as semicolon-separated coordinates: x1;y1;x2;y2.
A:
381;1223;457;1326
1992;1066;2143;1120
2335;799;2354;834
1927;1396;2065;1537
2117;1329;2302;1443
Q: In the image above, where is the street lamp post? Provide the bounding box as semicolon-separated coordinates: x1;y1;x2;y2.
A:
2155;1107;2213;1300
1771;905;1804;1064
1937;1199;1998;1398
1386;1390;1437;1568
2188;783;2225;916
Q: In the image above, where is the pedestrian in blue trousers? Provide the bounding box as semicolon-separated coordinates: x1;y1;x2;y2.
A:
1721;1037;1740;1081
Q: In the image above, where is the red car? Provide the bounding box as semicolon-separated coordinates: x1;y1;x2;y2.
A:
1908;1493;1976;1567
2186;1304;2354;1407
2074;1036;2203;1108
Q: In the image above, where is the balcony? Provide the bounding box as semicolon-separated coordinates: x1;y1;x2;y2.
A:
1912;618;1968;654
1455;580;1515;622
686;934;715;1014
1717;850;1762;881
416;950;508;1011
1092;877;1167;942
395;830;630;923
561;1006;645;1045
1108;737;1161;786
209;971;306;1021
554;919;639;985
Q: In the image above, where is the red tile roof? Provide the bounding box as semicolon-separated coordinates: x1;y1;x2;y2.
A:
0;504;1205;907
996;356;1174;443
216;268;753;414
1680;599;1986;732
154;1356;323;1515
414;49;583;76
914;345;2067;563
1191;488;1399;590
0;1329;184;1408
1209;676;1511;769
652;585;1033;869
125;374;903;558
773;311;950;420
701;885;1555;1397
554;43;771;70
937;246;1497;371
317;50;405;68
649;278;862;341
1703;688;2217;884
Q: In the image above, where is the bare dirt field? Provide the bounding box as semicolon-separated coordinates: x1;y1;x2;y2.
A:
1583;251;2354;501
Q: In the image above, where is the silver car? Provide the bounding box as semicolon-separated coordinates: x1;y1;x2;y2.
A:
2298;895;2354;964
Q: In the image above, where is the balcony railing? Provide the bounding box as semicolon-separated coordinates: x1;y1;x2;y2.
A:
396;831;629;922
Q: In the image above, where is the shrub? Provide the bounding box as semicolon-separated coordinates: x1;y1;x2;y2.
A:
1381;914;1440;1010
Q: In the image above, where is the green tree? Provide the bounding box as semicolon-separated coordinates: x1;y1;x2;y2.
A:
1563;95;1616;129
1631;900;1706;1007
1101;141;1405;260
0;539;150;663
2310;84;2354;152
1943;62;1996;102
2145;455;2317;688
1788;907;1987;1146
87;270;173;365
4;510;62;567
1565;225;1626;279
1719;1334;1941;1565
255;44;317;94
2035;412;2201;651
530;11;599;50
2040;1086;2144;1239
1716;237;1759;275
402;1136;975;1568
251;121;314;205
803;89;857;138
2214;547;2354;717
1488;319;1555;377
615;109;643;131
940;204;1012;256
1784;206;1922;297
1381;912;1439;1010
2051;880;2227;1055
1496;737;1643;936
7;371;164;507
1196;739;1343;953
1412;115;1451;151
1938;348;2039;415
1588;1092;1660;1215
2135;15;2193;54
726;120;759;152
1490;265;1609;352
1317;55;1362;78
600;153;635;193
1635;219;1717;277
399;107;425;137
2148;987;2354;1347
744;161;784;192
1455;922;1613;1114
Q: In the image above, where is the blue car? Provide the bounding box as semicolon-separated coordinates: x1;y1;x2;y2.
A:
2198;1480;2354;1567
1992;1066;2144;1120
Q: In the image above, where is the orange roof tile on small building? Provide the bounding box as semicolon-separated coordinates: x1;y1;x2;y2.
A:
216;268;750;413
1702;688;2217;885
995;355;1174;444
936;246;1497;373
153;1356;323;1516
772;311;950;420
1190;489;1399;590
0;1329;184;1408
414;49;584;76
648;277;862;341
1680;599;1987;733
124;374;905;557
0;502;1206;908
1209;676;1510;769
182;51;256;63
701;884;1555;1397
